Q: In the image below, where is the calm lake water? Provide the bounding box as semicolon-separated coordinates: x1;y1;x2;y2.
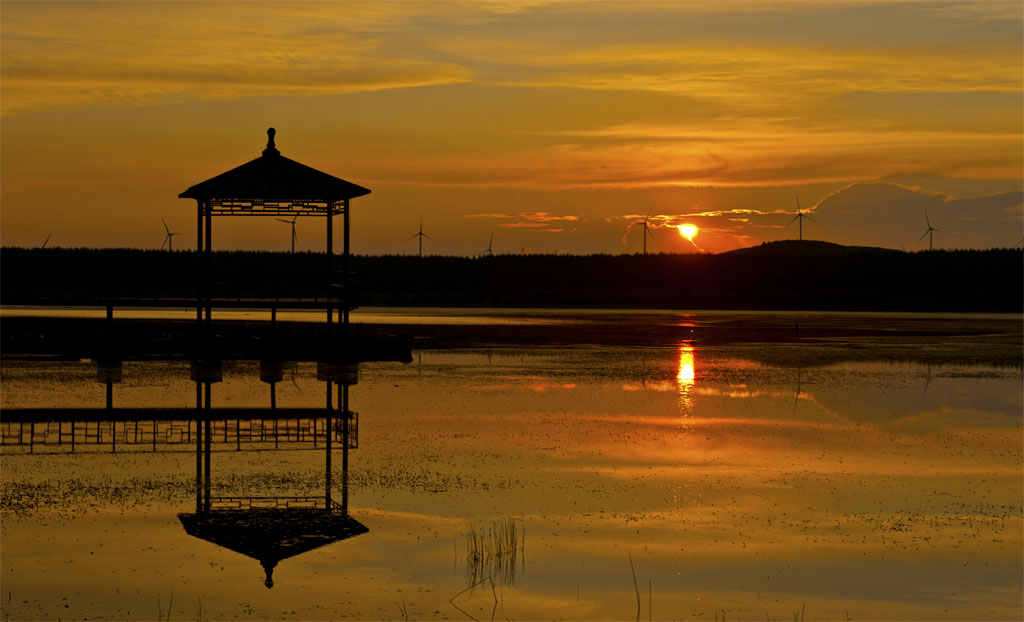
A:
1;309;1021;621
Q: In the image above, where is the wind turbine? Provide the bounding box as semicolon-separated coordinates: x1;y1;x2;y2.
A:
161;218;179;251
41;232;53;248
788;195;812;241
276;215;299;253
406;215;433;257
483;232;494;257
642;208;653;255
920;210;941;251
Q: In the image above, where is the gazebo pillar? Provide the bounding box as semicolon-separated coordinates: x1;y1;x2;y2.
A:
343;199;350;335
205;206;212;324
341;382;349;513
196;202;204;324
326;385;333;509
327;208;334;327
195;383;202;512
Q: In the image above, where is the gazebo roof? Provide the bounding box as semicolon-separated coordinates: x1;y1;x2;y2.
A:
179;128;371;202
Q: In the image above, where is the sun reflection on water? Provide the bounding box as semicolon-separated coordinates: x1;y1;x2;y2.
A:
677;347;695;387
676;342;696;420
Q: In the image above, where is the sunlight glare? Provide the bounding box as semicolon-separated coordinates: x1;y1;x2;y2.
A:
677;224;698;241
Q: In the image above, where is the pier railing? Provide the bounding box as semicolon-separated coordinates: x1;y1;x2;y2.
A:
3;270;359;310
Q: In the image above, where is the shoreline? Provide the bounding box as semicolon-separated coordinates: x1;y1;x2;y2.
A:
3;303;1023;320
3;310;1021;368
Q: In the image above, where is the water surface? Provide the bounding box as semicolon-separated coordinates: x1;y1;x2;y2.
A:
1;311;1021;620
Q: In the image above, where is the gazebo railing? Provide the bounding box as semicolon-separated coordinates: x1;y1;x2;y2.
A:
209;495;334;510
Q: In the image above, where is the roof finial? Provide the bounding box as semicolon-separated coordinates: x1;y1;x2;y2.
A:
263;127;279;156
261;559;277;588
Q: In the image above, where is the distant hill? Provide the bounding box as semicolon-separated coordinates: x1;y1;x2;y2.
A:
725;240;899;256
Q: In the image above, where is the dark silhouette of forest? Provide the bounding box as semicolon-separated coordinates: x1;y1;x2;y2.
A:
2;244;1020;312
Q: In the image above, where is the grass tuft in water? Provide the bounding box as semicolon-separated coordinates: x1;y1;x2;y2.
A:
464;518;523;587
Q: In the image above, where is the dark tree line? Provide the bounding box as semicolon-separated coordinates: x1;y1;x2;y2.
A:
2;246;1020;312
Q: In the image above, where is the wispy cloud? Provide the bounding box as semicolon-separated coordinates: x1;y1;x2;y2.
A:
5;1;1020;189
362;121;1020;190
498;45;1021;104
622;208;793;222
465;211;579;221
497;222;548;228
1;3;475;114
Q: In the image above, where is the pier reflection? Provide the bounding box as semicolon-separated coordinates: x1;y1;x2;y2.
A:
179;360;365;587
0;412;357;454
0;358;374;587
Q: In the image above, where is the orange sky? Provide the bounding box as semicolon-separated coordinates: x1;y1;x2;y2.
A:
2;1;1021;254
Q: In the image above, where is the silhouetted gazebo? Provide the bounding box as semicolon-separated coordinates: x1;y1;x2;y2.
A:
179;127;370;331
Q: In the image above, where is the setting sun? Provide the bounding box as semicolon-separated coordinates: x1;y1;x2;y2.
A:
677;224;698;241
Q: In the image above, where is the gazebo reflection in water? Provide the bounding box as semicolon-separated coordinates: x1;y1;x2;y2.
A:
179;362;368;589
179;506;368;589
